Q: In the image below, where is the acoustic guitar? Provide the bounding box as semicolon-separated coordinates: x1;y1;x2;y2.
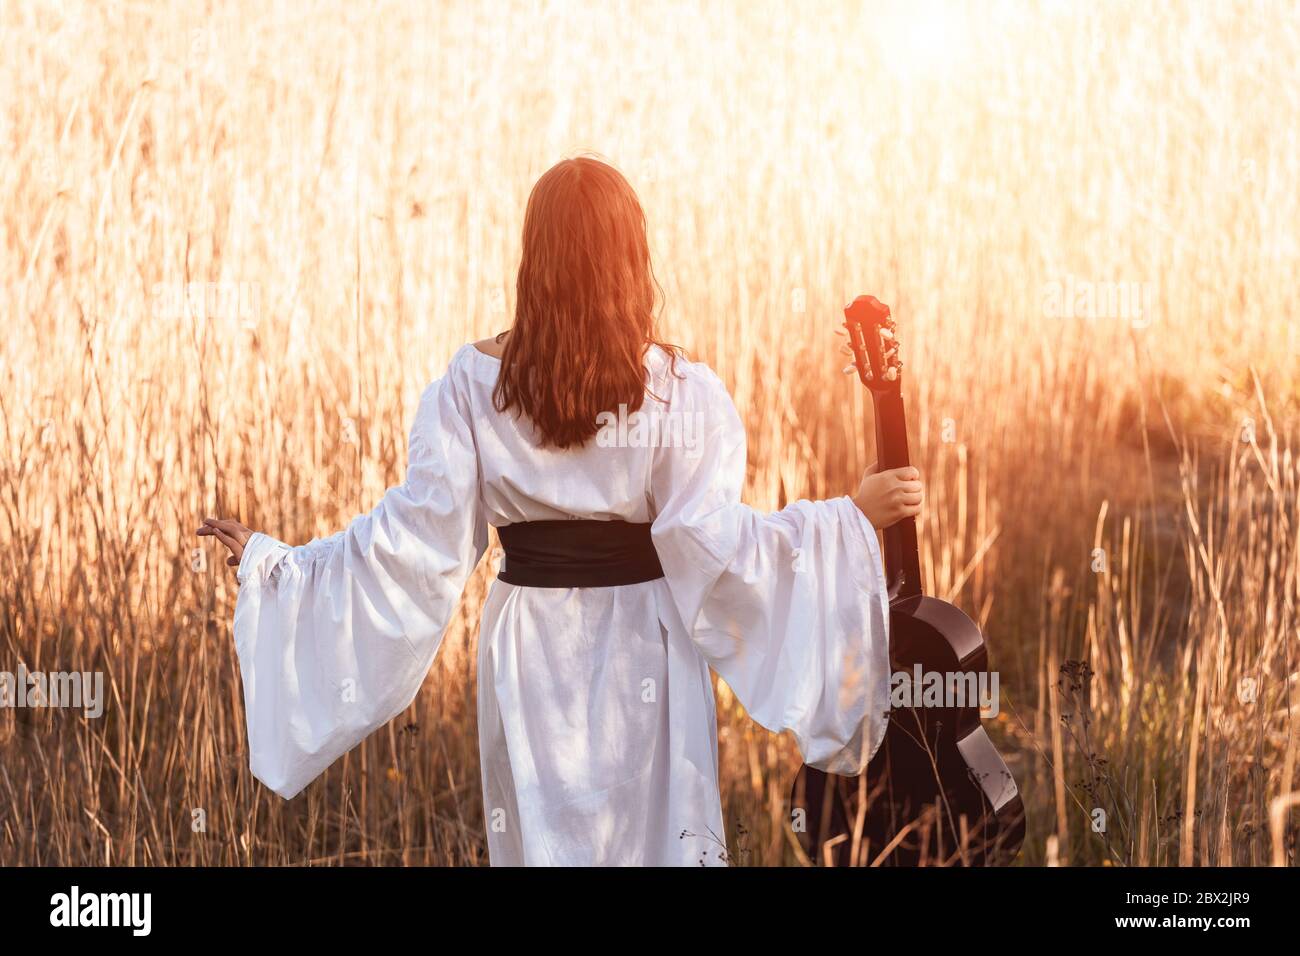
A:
789;295;1025;866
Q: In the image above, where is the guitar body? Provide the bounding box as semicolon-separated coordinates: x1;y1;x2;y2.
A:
790;295;1024;866
792;595;1024;866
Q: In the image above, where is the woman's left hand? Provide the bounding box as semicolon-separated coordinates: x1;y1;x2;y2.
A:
197;517;254;567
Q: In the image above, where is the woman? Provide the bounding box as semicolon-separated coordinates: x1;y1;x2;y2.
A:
199;157;922;866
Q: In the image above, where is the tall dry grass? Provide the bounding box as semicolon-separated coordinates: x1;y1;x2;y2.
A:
1;0;1297;865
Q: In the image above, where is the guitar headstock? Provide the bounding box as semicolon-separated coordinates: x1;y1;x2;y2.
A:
842;295;902;392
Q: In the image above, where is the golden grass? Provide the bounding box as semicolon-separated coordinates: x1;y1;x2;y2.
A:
1;0;1297;865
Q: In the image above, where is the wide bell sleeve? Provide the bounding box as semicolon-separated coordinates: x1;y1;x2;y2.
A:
231;368;487;799
650;362;891;775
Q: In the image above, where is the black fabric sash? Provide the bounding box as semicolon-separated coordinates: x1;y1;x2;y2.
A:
496;520;664;588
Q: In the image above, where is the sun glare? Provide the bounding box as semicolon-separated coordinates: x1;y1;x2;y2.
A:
881;3;971;80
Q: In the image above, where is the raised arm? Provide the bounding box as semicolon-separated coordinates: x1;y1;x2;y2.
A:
202;366;487;798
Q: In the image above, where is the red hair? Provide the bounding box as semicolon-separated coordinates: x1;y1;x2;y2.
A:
493;157;683;449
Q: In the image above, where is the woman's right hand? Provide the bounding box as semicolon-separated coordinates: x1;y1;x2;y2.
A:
853;462;923;529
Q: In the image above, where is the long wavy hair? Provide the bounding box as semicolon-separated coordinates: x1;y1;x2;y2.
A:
492;157;683;449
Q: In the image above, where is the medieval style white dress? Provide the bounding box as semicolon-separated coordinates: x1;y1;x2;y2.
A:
233;344;891;866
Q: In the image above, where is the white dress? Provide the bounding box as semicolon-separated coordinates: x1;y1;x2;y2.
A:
233;343;891;866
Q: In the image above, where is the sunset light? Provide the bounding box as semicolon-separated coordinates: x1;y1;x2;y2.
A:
1;0;1297;917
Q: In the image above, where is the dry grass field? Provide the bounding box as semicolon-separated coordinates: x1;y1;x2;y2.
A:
1;0;1298;865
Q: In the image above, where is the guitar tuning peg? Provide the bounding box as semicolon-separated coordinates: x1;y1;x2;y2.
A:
884;367;898;382
879;328;894;341
842;363;857;375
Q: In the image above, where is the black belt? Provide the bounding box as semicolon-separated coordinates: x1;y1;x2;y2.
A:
496;520;664;588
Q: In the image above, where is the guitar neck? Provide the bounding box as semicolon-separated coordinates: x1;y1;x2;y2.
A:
871;388;923;601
